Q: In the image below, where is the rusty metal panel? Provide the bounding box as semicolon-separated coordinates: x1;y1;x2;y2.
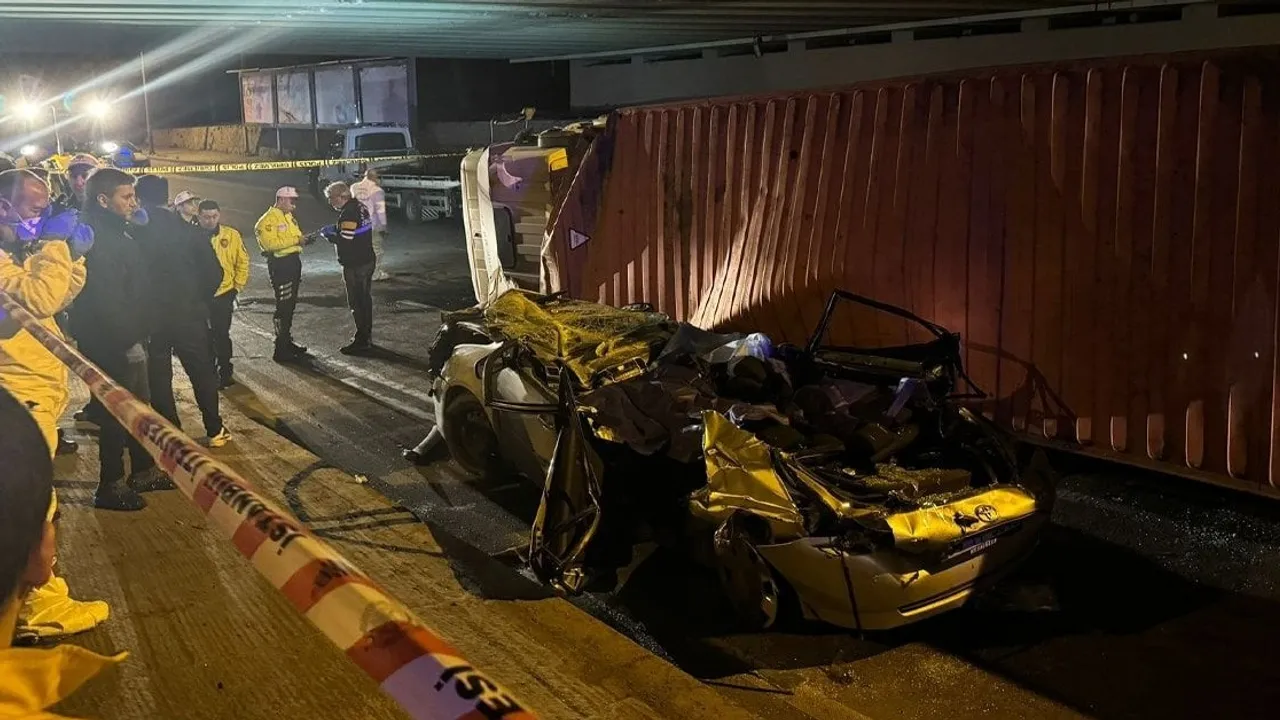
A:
546;51;1280;495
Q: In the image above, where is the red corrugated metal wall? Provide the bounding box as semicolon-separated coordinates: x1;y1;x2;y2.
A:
547;51;1280;496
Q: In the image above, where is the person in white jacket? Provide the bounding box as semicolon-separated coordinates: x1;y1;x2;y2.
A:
350;168;389;281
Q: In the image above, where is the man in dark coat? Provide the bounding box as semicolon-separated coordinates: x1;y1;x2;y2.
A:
322;181;376;355
74;169;158;510
133;175;230;449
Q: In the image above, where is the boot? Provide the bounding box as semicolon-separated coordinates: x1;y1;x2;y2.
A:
56;429;78;455
340;339;373;356
129;466;175;493
274;344;302;363
94;477;147;511
273;318;307;362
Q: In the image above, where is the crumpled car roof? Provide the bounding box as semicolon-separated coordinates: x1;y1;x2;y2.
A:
484;291;674;387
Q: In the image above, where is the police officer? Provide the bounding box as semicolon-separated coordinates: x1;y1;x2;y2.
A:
172;189;200;225
255;186;309;363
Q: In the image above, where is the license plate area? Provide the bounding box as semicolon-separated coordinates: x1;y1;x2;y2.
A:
942;519;1025;563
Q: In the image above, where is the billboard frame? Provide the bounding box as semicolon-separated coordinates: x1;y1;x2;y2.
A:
229;57;414;131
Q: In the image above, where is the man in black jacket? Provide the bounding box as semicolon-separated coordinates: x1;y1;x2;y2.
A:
134;175;230;449
74;169;158;511
322;181;376;355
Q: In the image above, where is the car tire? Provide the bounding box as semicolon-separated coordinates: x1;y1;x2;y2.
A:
440;389;504;479
404;193;424;225
713;514;794;631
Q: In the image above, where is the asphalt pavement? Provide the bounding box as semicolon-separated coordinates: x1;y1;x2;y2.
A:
130;161;1280;719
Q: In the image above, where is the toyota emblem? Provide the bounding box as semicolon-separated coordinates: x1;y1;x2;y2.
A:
975;504;999;523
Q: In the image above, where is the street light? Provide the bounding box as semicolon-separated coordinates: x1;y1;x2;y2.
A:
15;99;65;154
87;100;110;120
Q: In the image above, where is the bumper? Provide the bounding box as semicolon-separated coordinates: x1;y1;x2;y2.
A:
756;512;1048;631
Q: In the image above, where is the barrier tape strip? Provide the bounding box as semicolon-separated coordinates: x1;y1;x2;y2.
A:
51;152;465;176
0;290;535;720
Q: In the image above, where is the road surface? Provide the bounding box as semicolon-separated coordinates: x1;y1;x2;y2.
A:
91;161;1280;719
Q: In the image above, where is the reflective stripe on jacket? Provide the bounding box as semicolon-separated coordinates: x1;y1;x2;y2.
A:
210;225;250;296
254;206;302;258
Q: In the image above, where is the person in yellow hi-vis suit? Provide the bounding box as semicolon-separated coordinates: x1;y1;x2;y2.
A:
0;387;124;718
198;199;249;387
0;169;109;641
255;186;313;363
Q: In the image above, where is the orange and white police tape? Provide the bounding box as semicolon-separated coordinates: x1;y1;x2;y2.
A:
119;153;460;175
43;152;466;176
0;289;535;720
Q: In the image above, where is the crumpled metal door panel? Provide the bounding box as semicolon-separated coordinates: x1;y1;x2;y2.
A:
528;383;605;595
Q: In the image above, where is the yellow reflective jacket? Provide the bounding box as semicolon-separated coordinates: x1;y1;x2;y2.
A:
0;644;125;719
254;206;302;258
210;225;250;296
0;241;86;416
44;154;73;173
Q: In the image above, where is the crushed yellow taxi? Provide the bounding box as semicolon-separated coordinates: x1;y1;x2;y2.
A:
427;290;1055;631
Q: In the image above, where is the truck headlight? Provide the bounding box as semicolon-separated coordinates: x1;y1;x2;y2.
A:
101;141;119;153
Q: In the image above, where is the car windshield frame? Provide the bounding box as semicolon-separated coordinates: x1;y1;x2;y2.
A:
805;290;951;355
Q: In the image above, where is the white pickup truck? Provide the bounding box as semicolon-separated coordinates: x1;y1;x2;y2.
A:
309;123;461;224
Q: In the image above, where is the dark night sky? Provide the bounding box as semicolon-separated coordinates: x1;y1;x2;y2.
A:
0;53;339;148
0;51;574;152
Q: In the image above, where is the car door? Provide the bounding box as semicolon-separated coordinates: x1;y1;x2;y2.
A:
480;342;561;481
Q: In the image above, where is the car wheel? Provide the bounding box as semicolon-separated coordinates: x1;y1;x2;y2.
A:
713;514;789;630
404;193;424;225
440;389;503;478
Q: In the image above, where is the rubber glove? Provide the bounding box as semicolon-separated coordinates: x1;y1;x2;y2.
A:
68;223;95;260
40;209;80;241
130;207;149;226
319;223;338;240
14;215;43;244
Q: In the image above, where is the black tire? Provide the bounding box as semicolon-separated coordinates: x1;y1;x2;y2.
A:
440;389;503;478
713;514;794;631
404;193;424;225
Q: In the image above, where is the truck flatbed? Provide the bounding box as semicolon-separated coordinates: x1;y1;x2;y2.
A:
381;174;461;190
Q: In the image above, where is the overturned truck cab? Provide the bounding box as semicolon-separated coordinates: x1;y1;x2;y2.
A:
427;289;1055;632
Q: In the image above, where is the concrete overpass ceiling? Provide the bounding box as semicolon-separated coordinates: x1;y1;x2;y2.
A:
0;1;1093;58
